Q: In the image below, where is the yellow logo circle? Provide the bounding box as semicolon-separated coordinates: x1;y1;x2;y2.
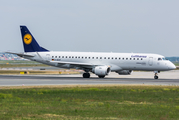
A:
24;34;32;45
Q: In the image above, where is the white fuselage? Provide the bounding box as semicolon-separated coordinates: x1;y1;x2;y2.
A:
24;51;176;72
10;25;176;79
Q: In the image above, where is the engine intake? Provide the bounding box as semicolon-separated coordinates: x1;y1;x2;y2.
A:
93;66;111;76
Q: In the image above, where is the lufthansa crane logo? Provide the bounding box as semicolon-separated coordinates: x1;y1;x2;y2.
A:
24;34;32;45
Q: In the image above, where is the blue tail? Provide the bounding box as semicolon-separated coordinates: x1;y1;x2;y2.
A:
20;26;49;52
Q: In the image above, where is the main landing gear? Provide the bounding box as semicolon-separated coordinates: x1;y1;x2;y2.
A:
83;73;105;78
154;71;160;79
83;73;90;78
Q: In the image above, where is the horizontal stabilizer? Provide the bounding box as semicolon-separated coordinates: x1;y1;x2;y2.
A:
5;52;34;57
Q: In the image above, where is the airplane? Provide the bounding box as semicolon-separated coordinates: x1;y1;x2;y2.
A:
7;26;176;79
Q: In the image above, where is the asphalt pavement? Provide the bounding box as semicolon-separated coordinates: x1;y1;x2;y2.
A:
0;71;178;86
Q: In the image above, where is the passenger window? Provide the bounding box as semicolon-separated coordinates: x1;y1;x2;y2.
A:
59;56;60;58
130;58;132;60
52;56;54;58
85;57;87;59
69;56;71;58
133;58;135;60
96;57;98;59
78;57;80;59
112;57;113;59
55;56;57;58
92;57;94;59
66;56;67;58
82;57;83;59
126;58;128;60
89;57;90;59
141;58;143;60
100;57;102;59
104;57;106;59
108;57;110;59
62;56;64;58
123;58;124;60
119;58;120;60
115;57;117;59
137;58;139;60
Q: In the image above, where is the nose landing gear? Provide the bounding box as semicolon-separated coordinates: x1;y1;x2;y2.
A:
154;71;159;79
154;75;158;79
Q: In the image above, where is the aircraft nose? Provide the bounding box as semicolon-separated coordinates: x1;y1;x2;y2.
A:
168;62;176;70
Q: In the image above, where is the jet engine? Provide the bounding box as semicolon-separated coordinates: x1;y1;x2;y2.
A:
116;70;132;75
92;66;111;76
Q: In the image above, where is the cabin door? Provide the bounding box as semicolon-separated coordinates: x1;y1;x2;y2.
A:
46;54;50;61
148;57;153;66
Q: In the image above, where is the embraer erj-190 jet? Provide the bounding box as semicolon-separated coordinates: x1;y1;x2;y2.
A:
7;26;176;79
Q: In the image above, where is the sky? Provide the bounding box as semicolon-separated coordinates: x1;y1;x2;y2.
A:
0;0;179;57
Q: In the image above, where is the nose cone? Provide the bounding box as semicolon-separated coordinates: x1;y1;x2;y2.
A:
168;62;176;70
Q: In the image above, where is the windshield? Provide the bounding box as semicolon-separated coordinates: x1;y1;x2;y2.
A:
158;58;162;61
162;58;167;60
158;57;168;61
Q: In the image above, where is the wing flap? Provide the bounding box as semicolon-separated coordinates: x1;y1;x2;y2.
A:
50;61;98;69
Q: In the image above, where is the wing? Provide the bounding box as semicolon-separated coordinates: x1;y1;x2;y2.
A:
50;61;104;69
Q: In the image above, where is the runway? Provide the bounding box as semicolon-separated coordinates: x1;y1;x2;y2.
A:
0;71;179;86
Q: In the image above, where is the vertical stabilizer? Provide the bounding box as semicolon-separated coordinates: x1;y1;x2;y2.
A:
20;26;48;52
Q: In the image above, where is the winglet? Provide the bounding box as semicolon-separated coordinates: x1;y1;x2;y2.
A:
20;26;49;52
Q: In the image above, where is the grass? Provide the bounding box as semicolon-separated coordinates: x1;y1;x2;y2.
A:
0;60;48;68
0;64;48;68
0;60;39;64
0;85;179;119
174;63;179;70
174;62;179;66
173;62;179;70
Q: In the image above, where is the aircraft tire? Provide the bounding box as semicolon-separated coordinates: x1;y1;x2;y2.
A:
83;73;90;78
154;76;158;79
98;75;105;78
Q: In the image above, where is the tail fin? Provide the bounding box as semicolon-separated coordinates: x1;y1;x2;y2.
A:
20;26;49;52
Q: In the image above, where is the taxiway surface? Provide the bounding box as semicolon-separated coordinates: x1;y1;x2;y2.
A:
0;71;178;86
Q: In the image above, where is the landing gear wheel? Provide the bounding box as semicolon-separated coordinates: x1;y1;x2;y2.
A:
154;72;159;79
83;73;90;78
98;75;105;78
154;76;158;79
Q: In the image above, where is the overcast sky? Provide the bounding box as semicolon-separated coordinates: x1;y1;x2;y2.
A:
0;0;179;56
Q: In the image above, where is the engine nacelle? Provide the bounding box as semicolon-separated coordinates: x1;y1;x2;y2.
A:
116;70;132;75
92;66;111;76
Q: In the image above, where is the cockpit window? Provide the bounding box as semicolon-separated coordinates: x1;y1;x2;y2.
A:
158;57;167;61
158;58;162;61
162;58;167;60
